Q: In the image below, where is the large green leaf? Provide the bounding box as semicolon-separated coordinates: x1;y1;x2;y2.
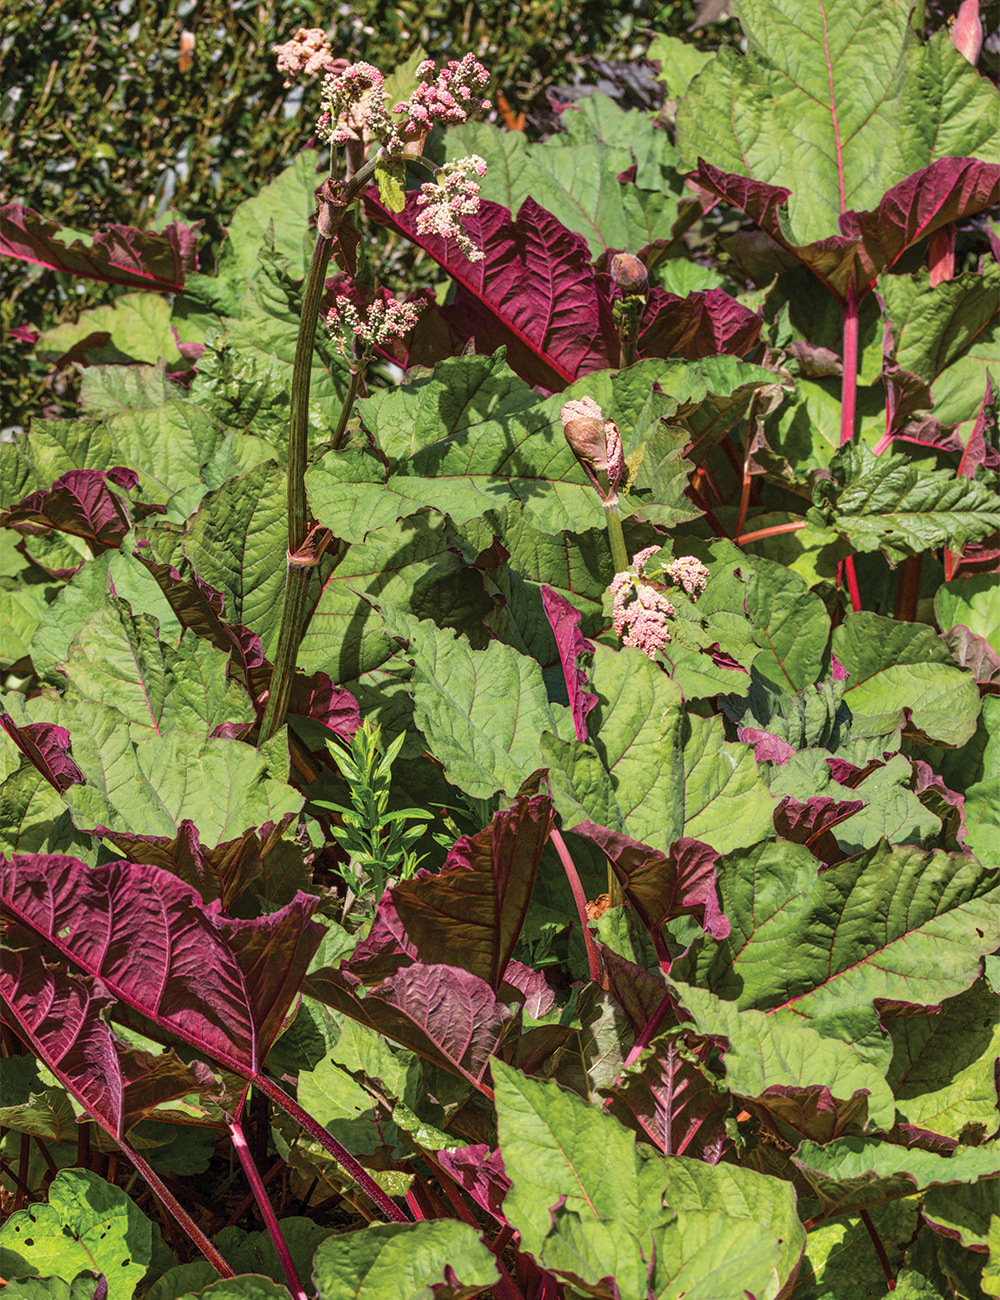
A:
816;445;1000;565
399;617;566;800
675;839;1000;1057
542;644;773;854
671;980;895;1129
224;147;322;282
794;1136;1000;1216
0;1169;152;1300
448;92;685;259
493;1060;804;1298
37;292;181;367
312;1220;496;1300
886;978;1000;1141
936;574;1000;654
881;265;999;431
832;611;981;745
61;598;252;737
677;2;1000;245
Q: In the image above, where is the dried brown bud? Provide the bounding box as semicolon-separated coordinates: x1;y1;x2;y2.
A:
610;253;648;295
561;397;625;504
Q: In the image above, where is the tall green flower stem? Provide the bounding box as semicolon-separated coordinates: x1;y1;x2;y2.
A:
604;500;630;575
258;152;385;747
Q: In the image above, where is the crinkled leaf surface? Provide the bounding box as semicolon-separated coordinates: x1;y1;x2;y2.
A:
312;1220;497;1300
674;839;1000;1054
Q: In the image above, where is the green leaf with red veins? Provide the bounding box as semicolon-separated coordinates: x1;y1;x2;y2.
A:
678;2;999;247
673;839;1000;1063
832;611;982;746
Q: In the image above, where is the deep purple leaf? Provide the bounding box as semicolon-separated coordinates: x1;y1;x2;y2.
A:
540;586;598;742
752;1085;871;1145
883;1123;958;1155
572;824;730;940
603;1029;731;1161
365;190;618;389
0;854;323;1073
601;948;681;1040
0;203;199;293
773;795;865;866
638;286;761;360
825;756;885;788
0;717;84;792
943;625;1000;692
694;156;1000;301
0;935;219;1138
374;794;554;992
306;962;511;1091
1;469;140;550
499;960;556;1018
434;1145;510;1221
97;818;299;908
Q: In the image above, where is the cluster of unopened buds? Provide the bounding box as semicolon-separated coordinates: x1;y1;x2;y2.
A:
415;156;488;261
610;547;710;657
317;53;490;154
326;294;424;366
272;28;343;86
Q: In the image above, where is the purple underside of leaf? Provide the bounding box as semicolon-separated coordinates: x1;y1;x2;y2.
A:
773;795;865;866
0;936;219;1138
694;156;1000;301
0;203;200;292
572;823;730;940
0;716;84;791
434;1145;510;1220
737;726;797;765
382;793;554;992
638;286;761;360
0;854;324;1075
909;761;970;843
1;469;140;550
943;625;1000;689
364;189;618;389
604;1030;732;1161
753;1085;871;1145
305;961;510;1092
540;586;598;742
136;552;358;738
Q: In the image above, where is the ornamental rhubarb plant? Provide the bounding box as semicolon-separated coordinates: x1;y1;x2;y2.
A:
1;6;998;1300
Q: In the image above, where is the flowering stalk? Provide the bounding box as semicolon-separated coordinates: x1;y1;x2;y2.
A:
258;50;490;747
611;253;647;368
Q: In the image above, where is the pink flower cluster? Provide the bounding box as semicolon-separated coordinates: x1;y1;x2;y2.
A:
610;547;674;657
318;62;386;146
317;54;490;154
326;294;424;363
665;555;710;598
391;55;491;143
415;156;488;262
272;29;341;86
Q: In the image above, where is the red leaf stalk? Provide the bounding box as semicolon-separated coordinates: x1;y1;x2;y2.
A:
230;1117;308;1300
550;827;603;985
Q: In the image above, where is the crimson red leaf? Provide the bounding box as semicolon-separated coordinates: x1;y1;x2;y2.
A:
694;156;1000;301
2;469;140;550
1;203;199;293
638;287;761;361
371;794;554;992
752;1085;871;1145
499;960;556;1018
306;962;510;1092
434;1145;510;1221
602;947;682;1040
365;190;618;389
96;818;296;908
602;1030;732;1161
773;795;865;866
0;935;219;1138
0;854;323;1074
572;824;731;941
541;586;598;742
0;717;84;792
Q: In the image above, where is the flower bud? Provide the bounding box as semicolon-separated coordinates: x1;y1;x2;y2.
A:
610;253;648;296
952;1;983;65
561;397;626;505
